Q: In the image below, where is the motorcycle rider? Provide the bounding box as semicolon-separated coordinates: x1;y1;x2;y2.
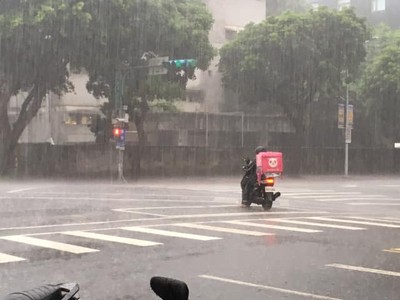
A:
241;146;267;205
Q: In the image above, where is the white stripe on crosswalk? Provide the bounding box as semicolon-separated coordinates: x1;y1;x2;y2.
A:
121;227;221;241
222;221;322;233
268;219;365;230
307;217;400;228
62;231;162;247
327;264;400;277
172;223;272;236
342;217;400;224
316;197;388;202
0;252;26;264
0;235;99;254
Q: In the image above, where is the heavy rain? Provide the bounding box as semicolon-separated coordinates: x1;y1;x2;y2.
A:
1;0;400;299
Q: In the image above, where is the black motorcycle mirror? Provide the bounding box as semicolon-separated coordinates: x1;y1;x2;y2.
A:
150;277;189;300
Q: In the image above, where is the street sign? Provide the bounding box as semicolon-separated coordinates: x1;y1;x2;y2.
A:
345;127;352;144
148;56;169;76
347;104;354;129
338;104;345;129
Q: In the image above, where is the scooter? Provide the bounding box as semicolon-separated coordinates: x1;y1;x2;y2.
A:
241;158;281;210
4;277;189;300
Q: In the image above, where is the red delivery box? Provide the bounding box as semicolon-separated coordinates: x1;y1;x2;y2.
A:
256;152;283;174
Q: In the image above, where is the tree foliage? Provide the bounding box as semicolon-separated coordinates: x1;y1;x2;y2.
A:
0;0;90;173
359;27;400;144
80;0;214;145
219;8;369;145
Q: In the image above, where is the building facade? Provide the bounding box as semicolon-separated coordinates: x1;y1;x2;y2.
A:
185;0;267;113
314;0;400;28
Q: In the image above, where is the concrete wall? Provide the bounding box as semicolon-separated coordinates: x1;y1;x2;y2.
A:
14;144;400;178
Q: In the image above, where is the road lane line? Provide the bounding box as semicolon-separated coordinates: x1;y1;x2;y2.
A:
347;203;400;206
0;252;26;264
0;211;326;232
121;227;221;241
307;217;400;228
199;275;342;300
114;205;238;211
7;187;37;194
62;231;162;247
223;221;322;233
112;209;167;217
0;235;99;254
327;264;400;277
289;192;362;199
172;223;272;236
268;219;365;230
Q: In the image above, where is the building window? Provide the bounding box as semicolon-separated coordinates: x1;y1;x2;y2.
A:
372;0;386;12
224;26;243;41
338;0;351;10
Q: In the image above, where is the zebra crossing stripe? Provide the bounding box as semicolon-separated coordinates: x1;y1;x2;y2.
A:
121;227;221;241
62;231;162;247
172;223;272;236
268;219;365;230
0;235;99;254
307;217;400;228
0;252;26;264
223;221;322;233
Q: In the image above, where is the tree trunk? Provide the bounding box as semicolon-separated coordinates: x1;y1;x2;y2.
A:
0;85;46;175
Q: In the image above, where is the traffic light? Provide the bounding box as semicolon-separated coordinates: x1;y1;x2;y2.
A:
163;59;197;83
163;59;197;68
113;127;122;139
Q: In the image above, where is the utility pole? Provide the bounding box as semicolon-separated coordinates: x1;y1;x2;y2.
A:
344;70;350;176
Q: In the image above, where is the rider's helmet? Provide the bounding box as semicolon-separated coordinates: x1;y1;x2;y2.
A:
255;146;266;155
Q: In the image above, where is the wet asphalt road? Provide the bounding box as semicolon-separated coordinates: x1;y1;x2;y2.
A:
0;176;400;300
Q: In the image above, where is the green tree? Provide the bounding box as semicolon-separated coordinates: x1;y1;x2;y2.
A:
359;28;400;145
0;0;90;174
80;0;214;146
219;8;369;148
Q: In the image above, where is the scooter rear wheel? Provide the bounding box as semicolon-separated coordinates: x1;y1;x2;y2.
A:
262;193;274;210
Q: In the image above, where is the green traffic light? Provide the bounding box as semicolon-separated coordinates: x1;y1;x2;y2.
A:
168;59;197;68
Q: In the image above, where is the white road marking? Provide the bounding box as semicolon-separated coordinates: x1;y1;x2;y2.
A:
268;219;365;230
337;216;400;224
200;275;342;300
316;197;389;202
347;203;400;206
7;187;37;194
223;221;322;233
0;211;325;232
0;235;99;254
0;252;26;264
288;192;362;199
121;227;221;241
172;223;272;236
62;231;161;246
114;205;237;211
112;209;167;217
307;217;400;228
327;264;400;277
0;196;228;203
